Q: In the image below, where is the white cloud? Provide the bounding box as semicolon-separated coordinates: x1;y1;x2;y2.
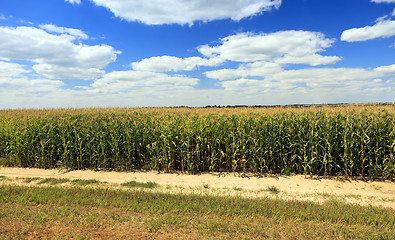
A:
0;61;64;98
90;71;199;94
39;24;88;39
205;59;394;101
274;54;342;66
32;64;105;80
133;31;342;83
198;31;341;65
216;67;394;103
133;30;341;75
0;26;119;80
220;78;276;94
65;0;81;4
85;0;281;25
269;68;379;88
82;64;393;107
215;66;393;105
0;78;64;93
341;20;395;42
374;63;395;75
131;56;224;72
1;65;393;109
0;61;30;78
371;0;395;3
375;15;390;23
205;61;283;80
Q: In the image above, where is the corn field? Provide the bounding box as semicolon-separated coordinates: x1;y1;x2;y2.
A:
0;105;394;178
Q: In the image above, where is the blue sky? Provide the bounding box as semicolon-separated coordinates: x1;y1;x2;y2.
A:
0;0;394;108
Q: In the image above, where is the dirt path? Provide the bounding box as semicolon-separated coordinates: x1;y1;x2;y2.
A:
1;167;394;209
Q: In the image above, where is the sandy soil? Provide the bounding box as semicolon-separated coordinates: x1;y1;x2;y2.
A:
0;167;394;209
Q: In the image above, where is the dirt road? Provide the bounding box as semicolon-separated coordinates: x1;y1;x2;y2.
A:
1;167;393;208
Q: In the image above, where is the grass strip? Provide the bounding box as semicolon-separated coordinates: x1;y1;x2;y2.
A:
71;179;99;186
0;185;393;239
121;181;158;189
37;178;70;185
23;177;41;183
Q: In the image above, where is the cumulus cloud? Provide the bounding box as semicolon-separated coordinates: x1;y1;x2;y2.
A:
90;71;199;94
374;63;395;75
216;66;394;102
269;68;379;88
85;62;394;107
220;78;278;94
131;30;341;82
134;30;341;82
0;78;64;93
0;26;119;80
0;61;64;100
1;65;393;108
131;56;224;72
84;0;281;25
341;20;395;42
198;31;341;65
205;61;283;80
39;24;88;39
0;61;30;78
32;64;105;80
375;13;392;23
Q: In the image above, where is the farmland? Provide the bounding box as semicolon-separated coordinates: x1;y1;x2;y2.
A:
0;104;394;178
0;104;394;239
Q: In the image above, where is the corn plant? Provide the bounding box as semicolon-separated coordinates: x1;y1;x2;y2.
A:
0;105;393;178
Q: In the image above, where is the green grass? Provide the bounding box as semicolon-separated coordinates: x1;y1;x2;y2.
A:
267;185;280;194
0;184;393;239
37;178;70;185
0;176;6;181
23;177;41;183
71;179;99;186
121;181;158;189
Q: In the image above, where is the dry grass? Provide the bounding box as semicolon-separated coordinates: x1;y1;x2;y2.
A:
1;184;393;239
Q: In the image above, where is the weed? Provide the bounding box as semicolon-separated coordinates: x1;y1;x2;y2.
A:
146;217;164;232
372;185;382;191
121;181;158;189
267;186;280;194
23;177;41;183
344;194;361;199
71;179;99;186
283;168;291;176
335;176;345;182
37;178;69;185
